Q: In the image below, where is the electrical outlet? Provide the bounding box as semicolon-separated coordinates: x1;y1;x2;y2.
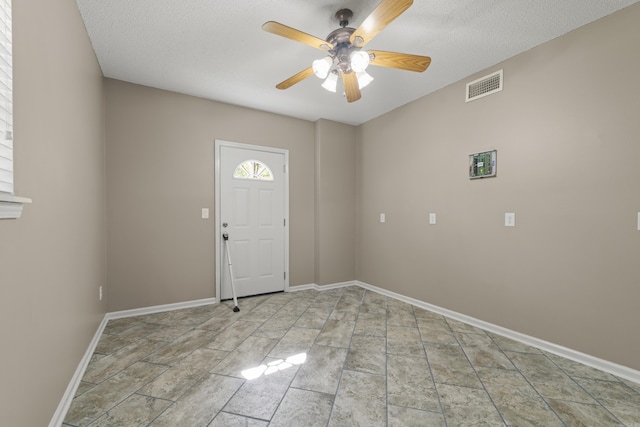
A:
202;208;209;219
99;286;103;301
379;213;385;223
505;212;515;227
429;213;436;225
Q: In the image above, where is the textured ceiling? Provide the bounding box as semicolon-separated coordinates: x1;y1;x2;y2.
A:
75;0;639;125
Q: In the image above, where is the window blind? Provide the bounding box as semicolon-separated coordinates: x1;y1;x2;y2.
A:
0;0;13;194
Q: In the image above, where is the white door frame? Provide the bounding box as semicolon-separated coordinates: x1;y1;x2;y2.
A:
214;140;290;302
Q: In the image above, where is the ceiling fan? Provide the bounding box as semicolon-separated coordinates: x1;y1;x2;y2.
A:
262;0;431;103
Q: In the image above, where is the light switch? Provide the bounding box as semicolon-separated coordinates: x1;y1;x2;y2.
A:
202;208;209;219
637;212;640;231
505;212;515;227
429;213;436;225
379;213;385;223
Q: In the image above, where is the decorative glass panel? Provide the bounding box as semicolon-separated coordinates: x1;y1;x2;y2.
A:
233;160;274;181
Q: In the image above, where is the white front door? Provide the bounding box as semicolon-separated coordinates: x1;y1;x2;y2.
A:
217;141;288;300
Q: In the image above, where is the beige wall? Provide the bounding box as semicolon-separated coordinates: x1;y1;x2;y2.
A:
0;0;106;425
356;4;640;370
314;119;357;285
105;80;316;311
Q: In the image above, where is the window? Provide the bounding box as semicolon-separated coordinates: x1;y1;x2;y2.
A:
0;0;12;195
0;0;29;219
233;160;274;181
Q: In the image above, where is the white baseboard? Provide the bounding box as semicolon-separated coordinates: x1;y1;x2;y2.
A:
354;280;640;384
287;283;317;292
288;281;356;292
48;315;109;427
107;297;217;320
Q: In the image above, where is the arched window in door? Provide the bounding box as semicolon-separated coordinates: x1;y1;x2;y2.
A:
233;159;274;181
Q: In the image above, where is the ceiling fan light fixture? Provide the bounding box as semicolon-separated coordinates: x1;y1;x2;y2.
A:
321;72;338;92
263;2;431;103
356;71;374;89
312;56;332;79
350;50;370;72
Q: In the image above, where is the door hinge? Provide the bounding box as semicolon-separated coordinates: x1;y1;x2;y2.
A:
283;164;287;173
284;272;286;280
284;218;286;226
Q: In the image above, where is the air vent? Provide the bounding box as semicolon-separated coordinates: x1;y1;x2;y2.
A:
466;69;503;102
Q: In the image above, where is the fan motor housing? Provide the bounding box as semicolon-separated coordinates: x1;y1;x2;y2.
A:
326;27;354;47
326;27;361;73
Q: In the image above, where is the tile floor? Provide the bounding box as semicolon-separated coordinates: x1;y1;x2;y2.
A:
63;286;640;426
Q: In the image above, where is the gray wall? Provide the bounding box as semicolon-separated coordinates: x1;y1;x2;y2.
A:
356;4;640;370
0;0;106;425
314;119;357;285
105;79;317;311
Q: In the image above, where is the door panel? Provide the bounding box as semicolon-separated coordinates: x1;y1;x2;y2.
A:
219;145;286;299
259;239;274;277
233;188;249;226
233;240;250;279
259;189;273;226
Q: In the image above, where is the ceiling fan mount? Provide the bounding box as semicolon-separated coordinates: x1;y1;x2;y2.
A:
262;0;432;103
334;8;354;28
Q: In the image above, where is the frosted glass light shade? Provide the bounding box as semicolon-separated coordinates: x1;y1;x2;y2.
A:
312;57;332;79
356;71;374;89
350;50;370;72
321;72;338;92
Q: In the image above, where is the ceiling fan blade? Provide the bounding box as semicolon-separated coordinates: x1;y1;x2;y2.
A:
276;67;315;90
369;50;431;72
350;0;413;47
342;71;361;103
262;21;330;50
